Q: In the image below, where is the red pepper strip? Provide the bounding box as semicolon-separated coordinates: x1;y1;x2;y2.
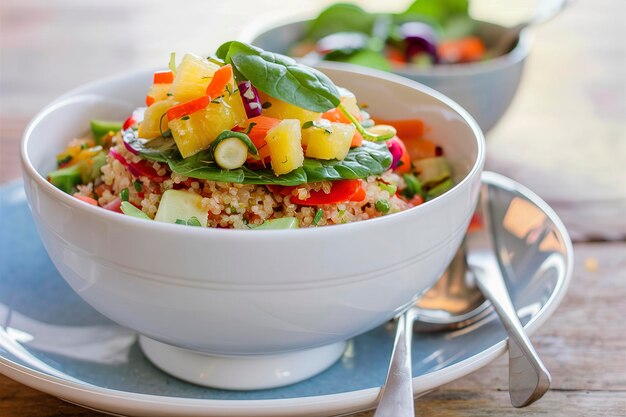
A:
122;115;137;131
145;95;155;107
73;193;98;206
206;64;233;98
166;96;210;121
109;148;168;183
153;70;174;84
280;179;365;206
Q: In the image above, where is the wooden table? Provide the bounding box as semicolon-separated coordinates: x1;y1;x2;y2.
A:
1;0;625;415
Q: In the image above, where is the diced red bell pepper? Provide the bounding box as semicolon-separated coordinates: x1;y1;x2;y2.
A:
145;96;156;107
153;70;174;84
276;179;365;206
166;96;210;121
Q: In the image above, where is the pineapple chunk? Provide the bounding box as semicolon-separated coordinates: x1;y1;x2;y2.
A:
304;122;355;160
259;92;321;124
139;99;177;139
169;54;220;102
266;119;304;175
169;92;247;158
146;83;171;103
338;87;361;117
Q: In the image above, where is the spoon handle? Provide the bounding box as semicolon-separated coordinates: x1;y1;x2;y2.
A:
373;308;415;417
467;185;551;407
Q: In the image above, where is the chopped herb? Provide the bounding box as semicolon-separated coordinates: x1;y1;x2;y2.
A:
338;209;346;218
80;143;89;150
375;199;391;214
181;115;190;121
378;182;397;195
186;216;202;227
166;93;173;97
302;120;332;134
56;155;73;167
312;208;323;226
211;95;224;104
169;52;177;75
133;180;143;192
158;112;169;137
401;173;422;199
261;101;272;109
120;188;130;202
245;122;257;135
175;219;187;225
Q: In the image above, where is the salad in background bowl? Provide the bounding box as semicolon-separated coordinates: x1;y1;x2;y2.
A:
20;41;484;389
244;0;532;132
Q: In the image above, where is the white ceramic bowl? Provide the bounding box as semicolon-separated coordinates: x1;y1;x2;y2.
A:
243;19;531;132
21;64;485;389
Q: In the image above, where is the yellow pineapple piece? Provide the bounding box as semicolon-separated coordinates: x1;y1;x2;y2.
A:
169;54;220;102
169;92;247;158
337;87;361;116
259;92;321;124
266;119;304;175
304;122;355;160
146;83;172;103
139;99;177;139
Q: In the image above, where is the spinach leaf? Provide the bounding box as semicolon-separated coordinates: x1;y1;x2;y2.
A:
306;3;378;39
337;49;392;71
400;0;468;25
303;141;392;182
124;130;180;162
217;41;341;112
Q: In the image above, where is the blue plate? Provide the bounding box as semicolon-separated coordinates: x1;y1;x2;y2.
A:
0;172;572;416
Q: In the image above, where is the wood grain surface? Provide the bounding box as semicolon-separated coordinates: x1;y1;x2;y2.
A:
1;0;624;416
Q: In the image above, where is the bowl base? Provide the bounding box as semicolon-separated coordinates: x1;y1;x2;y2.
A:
139;336;347;390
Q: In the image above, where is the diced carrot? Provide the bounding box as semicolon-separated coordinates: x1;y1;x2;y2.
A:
153;70;174;84
350;131;363;147
404;138;438;160
438;36;486;64
73;194;98;206
236;115;281;161
206;64;233;99
374;119;425;142
166;96;210;121
386;48;406;65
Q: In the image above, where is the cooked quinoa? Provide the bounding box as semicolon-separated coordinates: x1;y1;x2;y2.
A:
82;136;412;229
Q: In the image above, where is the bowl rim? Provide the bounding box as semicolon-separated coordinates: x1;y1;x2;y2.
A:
239;13;532;77
20;63;485;238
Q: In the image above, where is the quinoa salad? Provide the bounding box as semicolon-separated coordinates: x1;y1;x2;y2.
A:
47;41;454;229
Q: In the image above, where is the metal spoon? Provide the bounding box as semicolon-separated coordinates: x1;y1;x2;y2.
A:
412;247;492;332
488;0;572;58
465;184;551;407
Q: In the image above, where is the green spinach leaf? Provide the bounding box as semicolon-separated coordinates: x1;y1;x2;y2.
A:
400;0;468;25
217;41;341;112
124;130;180;162
303;141;392;182
306;3;378;39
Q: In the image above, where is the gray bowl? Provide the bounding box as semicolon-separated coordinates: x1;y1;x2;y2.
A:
243;19;531;132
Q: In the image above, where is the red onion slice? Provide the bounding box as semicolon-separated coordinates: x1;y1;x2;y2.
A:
238;81;263;118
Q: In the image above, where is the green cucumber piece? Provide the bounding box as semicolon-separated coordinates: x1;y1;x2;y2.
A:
154;190;208;226
254;217;299;229
48;165;83;194
120;201;151;220
414;157;451;186
90;120;123;145
426;178;455;201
